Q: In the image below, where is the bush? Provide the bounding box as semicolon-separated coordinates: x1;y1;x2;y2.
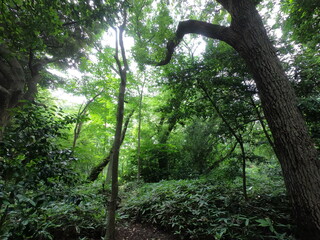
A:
120;179;295;240
0;183;107;240
0;102;107;239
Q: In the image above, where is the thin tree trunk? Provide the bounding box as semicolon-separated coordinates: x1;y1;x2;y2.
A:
72;92;102;151
105;12;129;240
88;109;134;182
137;80;145;180
249;95;276;152
199;82;248;199
239;141;247;200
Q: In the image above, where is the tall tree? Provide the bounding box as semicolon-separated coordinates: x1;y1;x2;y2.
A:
157;0;320;238
105;10;129;240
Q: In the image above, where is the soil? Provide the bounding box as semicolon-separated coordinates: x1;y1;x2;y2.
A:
51;221;177;240
115;222;177;240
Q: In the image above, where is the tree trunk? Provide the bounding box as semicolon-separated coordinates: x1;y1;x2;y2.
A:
137;81;145;180
249;96;276;152
200;81;248;199
226;2;320;238
0;45;26;137
239;141;247;201
105;16;129;239
0;45;51;139
159;0;320;238
88;109;134;182
72;92;102;151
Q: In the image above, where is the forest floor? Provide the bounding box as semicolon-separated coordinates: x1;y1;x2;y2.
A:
115;222;176;240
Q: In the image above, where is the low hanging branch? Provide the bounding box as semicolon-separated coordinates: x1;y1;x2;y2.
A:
87;109;134;182
157;20;235;66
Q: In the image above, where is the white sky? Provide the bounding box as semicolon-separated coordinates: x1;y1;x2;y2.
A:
51;88;86;106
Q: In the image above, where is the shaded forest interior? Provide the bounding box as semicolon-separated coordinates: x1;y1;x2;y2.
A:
0;0;319;239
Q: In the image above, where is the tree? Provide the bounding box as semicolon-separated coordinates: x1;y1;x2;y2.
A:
282;0;320;50
136;76;146;180
105;10;129;240
0;0;116;135
157;0;320;238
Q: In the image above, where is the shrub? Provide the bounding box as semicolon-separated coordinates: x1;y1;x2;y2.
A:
0;183;107;240
120;179;295;240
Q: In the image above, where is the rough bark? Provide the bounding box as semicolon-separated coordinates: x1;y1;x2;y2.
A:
0;45;26;136
159;0;320;238
87;109;134;182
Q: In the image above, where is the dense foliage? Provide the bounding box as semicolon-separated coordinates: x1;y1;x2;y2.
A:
120;178;293;240
0;0;319;239
0;102;105;239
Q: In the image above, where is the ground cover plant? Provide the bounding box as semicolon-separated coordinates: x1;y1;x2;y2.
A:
120;178;295;240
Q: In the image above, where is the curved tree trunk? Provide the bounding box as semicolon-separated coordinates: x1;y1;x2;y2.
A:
159;0;320;238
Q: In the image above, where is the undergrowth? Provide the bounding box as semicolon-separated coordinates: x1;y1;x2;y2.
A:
0;183;107;240
120;178;295;240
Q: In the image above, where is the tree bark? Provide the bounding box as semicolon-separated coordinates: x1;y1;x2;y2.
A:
159;0;320;238
0;45;26;137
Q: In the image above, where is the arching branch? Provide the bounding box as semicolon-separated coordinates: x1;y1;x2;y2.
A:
157;20;235;66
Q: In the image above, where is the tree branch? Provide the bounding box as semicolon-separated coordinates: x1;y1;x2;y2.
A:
157;20;234;66
119;11;129;71
72;91;103;151
87;109;134;182
205;141;238;173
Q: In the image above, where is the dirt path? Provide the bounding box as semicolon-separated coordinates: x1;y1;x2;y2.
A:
115;222;177;240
